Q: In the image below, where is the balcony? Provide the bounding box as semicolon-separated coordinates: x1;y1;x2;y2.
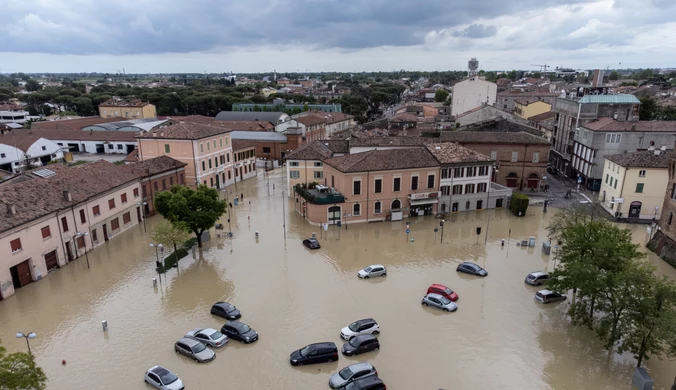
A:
296;185;345;204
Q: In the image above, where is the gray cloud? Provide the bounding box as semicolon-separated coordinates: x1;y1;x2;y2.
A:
452;24;498;39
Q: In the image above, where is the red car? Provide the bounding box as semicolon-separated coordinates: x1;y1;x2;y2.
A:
427;284;458;301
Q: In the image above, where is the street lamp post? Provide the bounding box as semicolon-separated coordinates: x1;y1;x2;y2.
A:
440;219;445;243
75;231;90;269
16;332;37;355
136;202;148;233
150;243;164;282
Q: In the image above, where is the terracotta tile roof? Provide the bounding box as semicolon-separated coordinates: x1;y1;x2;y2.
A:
605;150;671;168
181;115;274;131
297;115;326;127
528;111;556;123
391;113;418;123
7;128;139;142
349;136;425;147
232;140;257;151
325;147;438;173
125;156;187;176
30;116;126;130
138;122;232;140
497;91;560;97
285;141;333;161
425;142;493;164
0;161;140;233
583;118;676;132
124;149;139;163
322;140;349;153
438;131;551;145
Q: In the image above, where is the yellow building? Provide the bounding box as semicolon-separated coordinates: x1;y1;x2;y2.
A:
284;140;348;196
599;150;670;221
99;98;157;119
514;99;552;119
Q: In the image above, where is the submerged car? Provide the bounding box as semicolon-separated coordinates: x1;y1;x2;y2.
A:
220;321;258;343
340;318;380;340
535;290;567;304
426;283;458;301
345;377;387;390
341;334;380;356
456;262;487;277
421;293;458;312
525;272;551;286
173;338;215;363
290;342;338;366
210;302;242;320
329;362;378;389
358;264;387;278
144;366;184;390
184;328;228;348
303;238;321;249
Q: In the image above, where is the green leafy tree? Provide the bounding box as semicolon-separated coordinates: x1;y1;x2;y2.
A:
608;71;619;81
434;89;449;102
25;79;42;92
154;185;227;248
152;220;190;262
0;340;47;390
639;96;658;120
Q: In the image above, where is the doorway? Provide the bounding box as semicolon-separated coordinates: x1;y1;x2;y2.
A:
628;201;642;218
496;198;504;208
65;241;74;261
44;250;59;271
136;207;141;224
10;260;32;289
328;206;341;225
476;200;483;210
452;202;459;212
96;144;105;153
506;173;519;188
216;174;220;189
103;224;109;241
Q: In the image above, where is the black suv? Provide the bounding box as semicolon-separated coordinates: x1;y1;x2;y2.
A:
290;342;338;366
345;376;386;390
220;321;258;343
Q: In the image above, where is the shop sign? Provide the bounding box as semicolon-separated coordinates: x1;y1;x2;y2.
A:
410;192;439;200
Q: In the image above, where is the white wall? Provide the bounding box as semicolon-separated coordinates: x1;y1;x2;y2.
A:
54;140;137;154
26;138;62;159
451;78;498;117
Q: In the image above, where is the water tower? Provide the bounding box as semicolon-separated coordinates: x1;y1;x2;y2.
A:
468;58;479;78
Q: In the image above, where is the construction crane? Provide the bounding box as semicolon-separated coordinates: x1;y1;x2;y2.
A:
531;64;550;72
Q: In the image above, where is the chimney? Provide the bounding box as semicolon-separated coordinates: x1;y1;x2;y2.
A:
63;190;72;202
7;203;16;215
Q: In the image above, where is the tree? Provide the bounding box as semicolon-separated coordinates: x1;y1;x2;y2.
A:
0;340;47;390
434;89;449;102
154;185;227;248
639;96;658;120
608;71;619;81
152;220;190;262
25;79;42;92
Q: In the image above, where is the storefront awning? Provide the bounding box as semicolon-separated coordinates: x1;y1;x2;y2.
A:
410;199;439;206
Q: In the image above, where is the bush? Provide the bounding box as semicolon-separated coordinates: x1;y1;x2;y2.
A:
510;193;529;217
155;238;197;272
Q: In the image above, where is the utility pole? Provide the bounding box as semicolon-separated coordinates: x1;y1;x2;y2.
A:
282;188;286;240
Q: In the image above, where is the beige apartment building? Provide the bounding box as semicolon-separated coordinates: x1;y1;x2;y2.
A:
137;121;235;189
514;99;552;120
284;140;349;196
599;150;670;221
99;98;157;119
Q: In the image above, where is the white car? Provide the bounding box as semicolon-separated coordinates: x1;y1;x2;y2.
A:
144;366;184;390
358;264;387;278
185;328;228;348
340;318;380;340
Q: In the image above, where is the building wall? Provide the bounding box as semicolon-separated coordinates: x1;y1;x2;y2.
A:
451;78;498;117
599;162;667;220
233;147;258;184
0;138;63;173
496;93;558;113
54;139;136;155
286;159;324;195
141;169;186;215
99;104;157;119
658;156;676;242
438;164;503;212
515;101;551;119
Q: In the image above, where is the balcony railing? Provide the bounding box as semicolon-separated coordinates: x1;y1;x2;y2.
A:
296;186;345;204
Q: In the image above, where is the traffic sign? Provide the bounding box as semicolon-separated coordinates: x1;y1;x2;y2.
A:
406;228;410;234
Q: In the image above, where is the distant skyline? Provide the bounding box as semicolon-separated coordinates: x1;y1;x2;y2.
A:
2;0;676;74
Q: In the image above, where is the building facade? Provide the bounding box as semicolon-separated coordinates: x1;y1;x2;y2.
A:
99;98;157;119
232;141;258;183
124;156;188;216
0;135;63;173
451;77;498;117
514;99;552;120
284;140;349;195
496;91;560;113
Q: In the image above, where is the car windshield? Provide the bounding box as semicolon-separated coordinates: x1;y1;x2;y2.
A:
349;337;361;347
527;274;536;279
348;322;360;332
299;346;312;357
236;324;251;333
192;343;207;353
339;367;354;380
222;304;234;311
444;287;453;295
439;296;452;305
209;331;224;340
364;267;372;272
469;264;480;270
157;370;178;385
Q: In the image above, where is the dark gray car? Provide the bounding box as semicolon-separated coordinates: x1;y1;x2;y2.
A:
456;262;487;276
174;338;215;363
329;362;378;389
341;334;380;356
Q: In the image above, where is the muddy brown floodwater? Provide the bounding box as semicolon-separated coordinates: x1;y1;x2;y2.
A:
1;168;676;390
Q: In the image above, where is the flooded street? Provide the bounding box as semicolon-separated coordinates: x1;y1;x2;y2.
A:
2;168;676;390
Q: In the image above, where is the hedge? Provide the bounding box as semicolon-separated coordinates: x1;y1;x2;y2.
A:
155;238;198;273
510;193;529;217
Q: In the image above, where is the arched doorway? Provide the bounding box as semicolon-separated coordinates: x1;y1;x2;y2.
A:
506;172;519;188
628;201;642;218
527;173;540;190
328;206;341;225
391;199;401;210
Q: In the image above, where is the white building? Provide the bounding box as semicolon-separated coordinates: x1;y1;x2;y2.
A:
0;135;64;173
0;110;30;124
8;128;138;155
451;77;498;117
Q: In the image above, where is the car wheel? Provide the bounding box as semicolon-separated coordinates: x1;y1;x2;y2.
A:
422;302;428;306
373;330;380;335
144;380;149;384
444;308;449;312
297;362;303;366
364;276;369;279
381;273;386;277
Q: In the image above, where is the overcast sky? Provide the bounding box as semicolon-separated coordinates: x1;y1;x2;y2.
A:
2;0;676;74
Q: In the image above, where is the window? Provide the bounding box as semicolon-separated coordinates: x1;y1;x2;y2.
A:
110;218;120;231
228;171;232;180
154;181;158;191
117;144;123;150
477;183;487;193
452;184;463;195
170;177;174;186
202;161;206;171
374;179;382;193
92;229;98;242
478;166;488;176
10;238;22;252
636;183;644;193
441;168;449;179
121;193;127;203
466;201;471;210
353;180;362;195
441;186;450;195
79;209;86;223
214;157;218;167
427;174;435;189
353;203;361;216
453;168;464;178
263;147;271;154
511;152;518;162
41;226;51;239
393;177;401;192
133;188;139;198
42;145;47;151
108;198;116;210
314;162;323;167
465;183;475;194
61;216;69;232
162;179;167;190
213;140;216;149
123;212;131;224
108;144;114;150
220;138;223;147
93;205;100;216
374;201;382;214
466;167;476;177
605;174;609;184
76;236;85;249
532;152;540;163
614;178;618;189
314;171;323;179
0;153;5;158
289;161;299;167
639;170;646;177
200;143;204;153
290;170;300;179
226;137;229;146
411;176;418;190
180;174;184;184
490;151;497;160
227;154;230;162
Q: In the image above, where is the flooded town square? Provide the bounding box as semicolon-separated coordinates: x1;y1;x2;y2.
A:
2;168;676;390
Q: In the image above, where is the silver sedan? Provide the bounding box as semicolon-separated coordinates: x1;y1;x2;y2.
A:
174;338;215;363
421;293;458;312
185;328;228;348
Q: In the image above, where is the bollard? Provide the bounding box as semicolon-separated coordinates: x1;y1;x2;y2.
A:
501;239;505;247
152;278;157;287
102;320;108;332
312;232;316;238
255;231;259;238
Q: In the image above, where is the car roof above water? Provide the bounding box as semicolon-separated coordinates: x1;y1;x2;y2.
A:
529;271;547;277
